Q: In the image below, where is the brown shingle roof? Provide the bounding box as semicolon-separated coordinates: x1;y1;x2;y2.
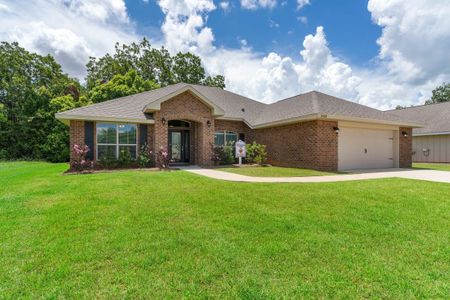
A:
387;102;450;135
56;83;422;128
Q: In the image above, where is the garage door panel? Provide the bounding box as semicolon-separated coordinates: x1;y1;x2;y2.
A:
338;127;394;171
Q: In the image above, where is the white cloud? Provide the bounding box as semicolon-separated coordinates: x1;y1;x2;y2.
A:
297;0;310;10
0;2;11;12
240;0;277;10
1;0;449;109
354;0;450;108
0;0;139;78
219;1;231;13
298;16;308;24
62;0;129;23
157;0;216;54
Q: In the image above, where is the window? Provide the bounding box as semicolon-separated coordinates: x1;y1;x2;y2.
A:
97;123;137;160
214;131;237;146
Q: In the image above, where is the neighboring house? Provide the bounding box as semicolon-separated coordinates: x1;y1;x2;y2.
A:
56;83;421;171
388;102;450;163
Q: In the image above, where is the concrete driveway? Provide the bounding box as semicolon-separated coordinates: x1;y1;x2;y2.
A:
180;166;450;183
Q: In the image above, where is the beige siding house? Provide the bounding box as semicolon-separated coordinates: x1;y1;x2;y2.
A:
56;83;421;171
388;102;450;163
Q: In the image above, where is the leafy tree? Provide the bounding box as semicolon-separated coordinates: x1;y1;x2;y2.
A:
86;38;224;90
425;82;450;105
89;70;159;103
203;75;225;89
0;42;81;161
0;103;5;122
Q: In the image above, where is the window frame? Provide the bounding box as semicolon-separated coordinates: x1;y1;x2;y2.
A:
214;130;238;147
96;123;138;160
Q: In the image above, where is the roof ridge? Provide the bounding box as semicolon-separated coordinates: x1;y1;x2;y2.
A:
385;100;450;112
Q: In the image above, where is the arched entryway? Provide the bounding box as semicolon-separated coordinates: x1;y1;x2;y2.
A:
168;120;191;163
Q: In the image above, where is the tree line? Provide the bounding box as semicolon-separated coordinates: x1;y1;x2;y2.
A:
0;39;225;162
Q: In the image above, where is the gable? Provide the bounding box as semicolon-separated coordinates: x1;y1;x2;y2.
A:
143;85;225;116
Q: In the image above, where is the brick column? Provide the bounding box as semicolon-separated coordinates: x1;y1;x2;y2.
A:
69;120;84;162
198;119;214;165
399;127;413;168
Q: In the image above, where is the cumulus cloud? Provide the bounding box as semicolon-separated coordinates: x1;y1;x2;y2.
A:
158;0;216;54
202;27;361;103
1;0;449;109
355;0;450;108
240;0;277;10
0;0;139;78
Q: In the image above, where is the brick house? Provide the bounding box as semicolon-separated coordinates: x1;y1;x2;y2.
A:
56;83;421;171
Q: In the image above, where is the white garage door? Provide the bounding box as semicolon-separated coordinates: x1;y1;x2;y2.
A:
338;127;395;171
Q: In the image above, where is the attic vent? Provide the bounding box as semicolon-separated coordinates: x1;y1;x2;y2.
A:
241;108;245;112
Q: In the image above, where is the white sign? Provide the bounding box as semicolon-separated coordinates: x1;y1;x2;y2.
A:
235;140;246;158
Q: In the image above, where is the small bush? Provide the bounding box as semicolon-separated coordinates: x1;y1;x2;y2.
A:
70;144;93;173
118;148;132;168
212;145;235;165
157;147;169;169
246;142;267;165
99;148;117;169
137;143;154;168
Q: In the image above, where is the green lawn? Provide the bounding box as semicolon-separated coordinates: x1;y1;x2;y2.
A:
1;162;449;298
413;162;450;171
218;166;335;177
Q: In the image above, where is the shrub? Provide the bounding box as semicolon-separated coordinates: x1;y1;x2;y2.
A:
212;145;234;165
137;143;154;168
99;148;117;169
118;148;132;168
70;144;93;173
157;147;169;169
246;142;267;165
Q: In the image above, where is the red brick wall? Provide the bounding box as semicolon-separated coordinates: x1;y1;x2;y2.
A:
69;120;84;161
399;127;413;168
214;120;253;142
252;120;338;171
154;91;214;165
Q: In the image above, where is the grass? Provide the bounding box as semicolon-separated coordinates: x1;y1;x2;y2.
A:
218;166;335;177
1;161;449;298
413;162;450;171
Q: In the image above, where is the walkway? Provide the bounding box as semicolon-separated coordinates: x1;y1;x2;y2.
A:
178;166;450;183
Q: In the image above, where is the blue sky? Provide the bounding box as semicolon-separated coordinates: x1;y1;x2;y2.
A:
128;0;381;68
0;0;449;109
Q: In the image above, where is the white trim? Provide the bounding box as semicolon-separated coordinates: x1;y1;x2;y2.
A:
143;85;225;116
413;131;450;137
56;113;154;125
322;114;423;128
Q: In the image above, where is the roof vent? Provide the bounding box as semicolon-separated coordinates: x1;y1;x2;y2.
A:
241;108;245;112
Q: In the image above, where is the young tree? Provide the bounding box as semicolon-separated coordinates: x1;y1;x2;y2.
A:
425;83;450;104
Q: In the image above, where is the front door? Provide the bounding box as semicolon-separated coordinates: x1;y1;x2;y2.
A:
169;130;190;163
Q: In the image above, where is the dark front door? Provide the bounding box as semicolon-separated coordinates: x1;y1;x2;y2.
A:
169;130;190;163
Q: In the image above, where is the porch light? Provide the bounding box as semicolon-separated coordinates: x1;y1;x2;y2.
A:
206;120;211;128
161;117;166;125
402;131;408;137
333;126;340;134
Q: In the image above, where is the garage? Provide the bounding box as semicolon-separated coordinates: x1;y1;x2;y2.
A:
338;127;396;171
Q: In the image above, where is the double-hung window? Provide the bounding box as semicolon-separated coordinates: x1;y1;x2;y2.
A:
96;123;137;160
214;131;237;147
